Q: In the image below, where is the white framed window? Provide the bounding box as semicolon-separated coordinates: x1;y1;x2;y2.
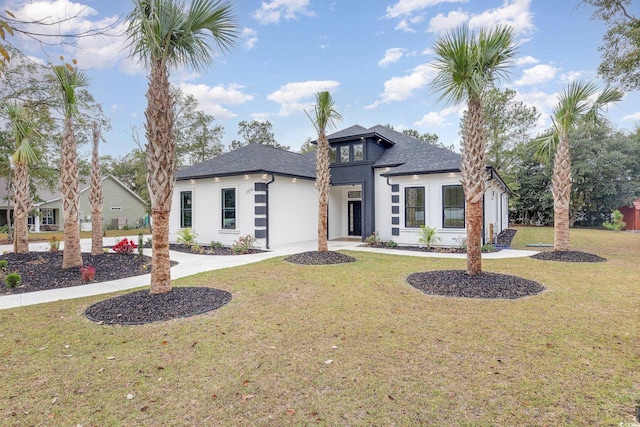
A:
221;188;236;230
180;191;192;228
405;186;425;228
41;208;55;225
443;185;465;228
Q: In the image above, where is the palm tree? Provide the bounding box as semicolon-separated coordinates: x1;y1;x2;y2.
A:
53;62;89;269
431;25;517;275
306;91;342;252
126;0;238;294
89;121;104;256
3;102;38;254
531;81;623;251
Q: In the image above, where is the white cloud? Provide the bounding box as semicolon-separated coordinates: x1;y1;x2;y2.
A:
514;64;559;86
395;19;417;33
242;28;259;50
514;89;559;132
267;80;341;116
515;55;539;66
622;112;640;122
177;82;254;120
428;9;469;33
413;105;462;127
378;48;406;67
468;0;534;35
422;48;434;55
560;70;583;83
252;0;314;25
385;0;466;19
366;63;437;109
423;0;534;35
9;0;128;70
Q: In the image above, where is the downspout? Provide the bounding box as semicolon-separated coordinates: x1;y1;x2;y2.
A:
265;173;275;249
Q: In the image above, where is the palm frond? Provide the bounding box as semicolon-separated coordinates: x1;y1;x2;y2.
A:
306;91;342;134
52;64;89;117
3;102;39;165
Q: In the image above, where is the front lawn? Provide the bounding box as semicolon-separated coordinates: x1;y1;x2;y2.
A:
0;227;638;425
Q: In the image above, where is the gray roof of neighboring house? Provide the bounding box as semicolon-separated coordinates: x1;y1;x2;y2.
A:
175;143;317;181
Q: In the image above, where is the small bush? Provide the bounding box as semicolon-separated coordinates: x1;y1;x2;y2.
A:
138;233;144;256
232;235;256;254
5;272;21;288
385;240;398;248
0;260;7;270
418;225;440;249
364;232;383;246
113;238;137;255
80;265;96;282
49;236;60;252
603;210;626;232
482;244;496;253
145;237;152;247
210;241;224;250
177;228;198;246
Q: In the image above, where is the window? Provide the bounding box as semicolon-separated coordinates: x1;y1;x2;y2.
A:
221;188;236;229
41;208;55;225
180;191;192;228
405;187;425;228
329;147;337;163
353;143;363;161
340;146;350;163
347;190;362;199
443;185;465;228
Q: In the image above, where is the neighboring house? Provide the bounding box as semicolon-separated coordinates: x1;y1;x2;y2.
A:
0;175;148;232
619;199;640;231
171;124;510;248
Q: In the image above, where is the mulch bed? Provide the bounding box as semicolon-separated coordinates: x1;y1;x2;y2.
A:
284;251;356;265
0;252;157;295
496;228;517;246
168;244;265;255
407;270;545;299
85;287;232;325
531;250;606;263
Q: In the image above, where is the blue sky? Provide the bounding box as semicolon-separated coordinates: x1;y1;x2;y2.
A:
3;0;640;158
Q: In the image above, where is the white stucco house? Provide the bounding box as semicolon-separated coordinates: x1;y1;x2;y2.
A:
170;125;510;249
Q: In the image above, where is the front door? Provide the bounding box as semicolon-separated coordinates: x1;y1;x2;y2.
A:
348;201;362;236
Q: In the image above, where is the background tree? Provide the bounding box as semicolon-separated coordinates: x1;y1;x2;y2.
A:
431;25;517;275
299;137;316;154
531;80;622;251
89;122;103;256
173;88;224;167
229;120;290;150
583;0;640;91
3;102;38;253
101;149;149;206
126;0;238;295
53;61;88;269
306;91;342;252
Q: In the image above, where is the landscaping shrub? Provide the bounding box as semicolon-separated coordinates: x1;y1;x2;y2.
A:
385;240;398;248
364;232;383;246
49;236;60;252
232;235;256;254
80;265;96;282
176;228;198;246
418;225;440;249
210;241;224;250
603;210;626;232
5;272;21;288
138;233;144;256
113;238;137;255
0;260;7;270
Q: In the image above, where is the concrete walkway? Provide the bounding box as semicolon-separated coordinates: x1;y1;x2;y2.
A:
0;236;538;310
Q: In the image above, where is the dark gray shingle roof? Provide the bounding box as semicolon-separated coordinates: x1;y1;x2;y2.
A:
367;125;462;175
175;143;316;180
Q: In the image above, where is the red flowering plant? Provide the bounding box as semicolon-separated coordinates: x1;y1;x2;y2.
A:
80;264;96;282
112;238;137;255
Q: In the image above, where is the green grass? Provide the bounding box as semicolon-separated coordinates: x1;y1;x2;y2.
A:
1;226;639;426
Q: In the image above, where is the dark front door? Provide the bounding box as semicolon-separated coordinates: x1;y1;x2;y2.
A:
348;201;362;236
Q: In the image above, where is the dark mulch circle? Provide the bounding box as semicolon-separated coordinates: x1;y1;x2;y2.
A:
0;252;162;295
530;250;606;263
496;228;517;246
284;251;356;265
85;287;232;325
168;244;265;255
407;270;545;299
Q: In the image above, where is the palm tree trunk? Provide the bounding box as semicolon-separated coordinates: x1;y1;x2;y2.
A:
61;116;82;269
552;134;571;251
90;122;104;256
316;131;329;252
12;162;31;254
461;97;487;275
146;59;175;294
